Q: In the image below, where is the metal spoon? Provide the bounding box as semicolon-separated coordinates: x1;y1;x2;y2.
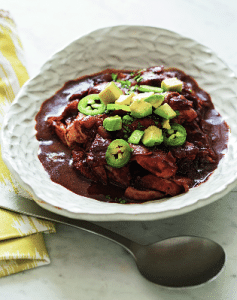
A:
77;221;225;287
2;197;225;287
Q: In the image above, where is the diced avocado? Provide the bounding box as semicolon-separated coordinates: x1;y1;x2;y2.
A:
131;92;154;103
130;99;152;118
162;119;171;130
138;85;163;93
103;115;122;131
161;77;183;92
142;126;163;147
99;82;124;105
128;130;144;144
144;93;165;108
115;93;134;105
122;115;134;125
154;103;177;119
107;103;131;112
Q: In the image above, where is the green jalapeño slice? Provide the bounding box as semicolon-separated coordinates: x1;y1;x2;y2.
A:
105;139;132;168
163;123;187;147
78;94;106;116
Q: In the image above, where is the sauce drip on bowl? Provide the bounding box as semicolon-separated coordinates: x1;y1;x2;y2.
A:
35;66;229;203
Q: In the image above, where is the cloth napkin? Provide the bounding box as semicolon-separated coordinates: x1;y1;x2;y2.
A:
0;9;56;277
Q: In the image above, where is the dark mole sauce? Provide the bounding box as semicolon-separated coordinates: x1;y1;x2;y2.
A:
35;67;229;203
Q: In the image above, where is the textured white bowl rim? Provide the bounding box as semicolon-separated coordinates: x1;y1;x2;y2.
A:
1;25;237;221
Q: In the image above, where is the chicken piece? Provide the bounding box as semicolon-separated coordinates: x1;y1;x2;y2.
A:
72;150;98;182
87;134;111;167
140;174;182;196
181;83;202;110
124;186;164;201
172;108;198;124
71;134;112;185
87;134;132;187
47;101;79;145
137;68;166;87
172;176;193;192
92;165;108;185
185;121;218;162
48;118;67;145
129;144;152;157
47;101;85;147
49;106;103;148
105;165;131;188
57;100;79;123
171;141;199;161
165;92;193;110
65;115;88;147
79;114;103;129
73;149;108;184
134;150;177;178
97;126;112;139
163;91;197;124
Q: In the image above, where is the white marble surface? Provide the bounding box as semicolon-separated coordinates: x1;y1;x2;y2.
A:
1;0;237;299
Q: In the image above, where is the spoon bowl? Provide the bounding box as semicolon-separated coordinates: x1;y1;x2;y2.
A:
129;236;225;287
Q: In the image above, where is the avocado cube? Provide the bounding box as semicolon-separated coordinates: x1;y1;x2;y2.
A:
128;130;144;144
131;92;154;103
103;115;122;131
130;99;152;118
107;103;131;112
162;119;171;130
115;93;134;105
99;82;124;105
161;77;183;92
154;103;177;119
138;85;163;93
144;93;165;108
142;126;163;147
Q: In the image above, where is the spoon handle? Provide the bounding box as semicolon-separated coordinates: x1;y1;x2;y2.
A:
1;195;138;255
68;219;138;254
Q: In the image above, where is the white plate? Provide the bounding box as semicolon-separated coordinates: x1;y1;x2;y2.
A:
1;25;237;221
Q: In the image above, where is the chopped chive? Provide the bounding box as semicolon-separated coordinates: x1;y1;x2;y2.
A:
111;73;118;81
134;75;140;80
175;110;180;116
130;84;139;92
136;76;143;82
119;199;127;204
117;79;131;88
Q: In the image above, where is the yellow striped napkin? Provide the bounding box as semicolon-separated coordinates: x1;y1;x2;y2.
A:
0;9;56;277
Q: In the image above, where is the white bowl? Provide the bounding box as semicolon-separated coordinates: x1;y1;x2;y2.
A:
1;25;237;221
